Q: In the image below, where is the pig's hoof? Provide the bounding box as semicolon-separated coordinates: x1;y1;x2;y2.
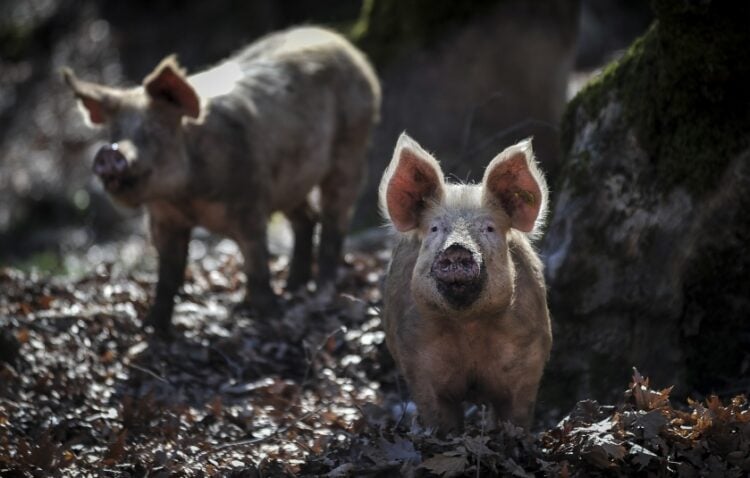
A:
143;312;174;339
286;265;312;292
285;276;311;294
315;282;336;302
232;297;282;319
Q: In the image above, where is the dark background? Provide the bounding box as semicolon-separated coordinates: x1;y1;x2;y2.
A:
0;0;651;267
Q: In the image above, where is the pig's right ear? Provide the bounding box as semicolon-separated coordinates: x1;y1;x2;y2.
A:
62;68;114;125
379;133;445;232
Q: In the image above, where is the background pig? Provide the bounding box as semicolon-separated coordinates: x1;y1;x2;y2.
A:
380;133;552;431
63;26;381;335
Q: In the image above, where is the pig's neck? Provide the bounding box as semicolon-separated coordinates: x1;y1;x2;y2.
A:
418;298;515;328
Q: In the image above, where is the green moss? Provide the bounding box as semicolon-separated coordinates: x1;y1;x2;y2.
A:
560;32;648;155
557;149;593;197
0;22;33;60
14;251;66;275
561;0;750;195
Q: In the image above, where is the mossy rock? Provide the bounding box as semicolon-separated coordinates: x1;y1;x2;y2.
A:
562;0;750;196
542;0;750;414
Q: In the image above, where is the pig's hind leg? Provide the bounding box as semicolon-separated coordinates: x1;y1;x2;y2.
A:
233;211;281;318
317;127;369;287
286;201;318;291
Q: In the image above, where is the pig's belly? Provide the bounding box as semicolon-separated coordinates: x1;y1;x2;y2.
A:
268;155;330;213
190;200;233;234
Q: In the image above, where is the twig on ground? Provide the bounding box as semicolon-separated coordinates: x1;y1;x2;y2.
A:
127;362;170;384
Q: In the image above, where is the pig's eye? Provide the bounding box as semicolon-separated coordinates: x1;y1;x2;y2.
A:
486;225;495;233
430;226;438;233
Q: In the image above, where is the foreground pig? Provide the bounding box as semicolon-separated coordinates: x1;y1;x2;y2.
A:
64;27;380;335
380;133;552;431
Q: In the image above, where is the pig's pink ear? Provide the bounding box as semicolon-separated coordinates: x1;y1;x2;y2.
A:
481;139;548;233
380;133;445;232
144;56;201;119
62;68;114;125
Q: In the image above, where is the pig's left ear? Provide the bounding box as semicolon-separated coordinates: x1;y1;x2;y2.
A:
481;138;548;234
144;56;201;119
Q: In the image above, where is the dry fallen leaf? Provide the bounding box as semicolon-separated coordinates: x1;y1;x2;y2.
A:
2;243;749;477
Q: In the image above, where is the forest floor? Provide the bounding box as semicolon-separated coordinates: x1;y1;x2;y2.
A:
1;236;749;477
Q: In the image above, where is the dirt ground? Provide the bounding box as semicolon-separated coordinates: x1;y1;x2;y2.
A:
1;238;748;477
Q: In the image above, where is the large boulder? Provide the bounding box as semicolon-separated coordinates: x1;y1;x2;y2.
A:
541;0;750;413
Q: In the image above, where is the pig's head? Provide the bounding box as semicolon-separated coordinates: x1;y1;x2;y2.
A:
63;57;201;207
380;133;547;316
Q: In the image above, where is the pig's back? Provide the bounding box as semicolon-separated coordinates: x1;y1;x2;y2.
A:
187;26;379;212
190;26;379;131
234;26;379;114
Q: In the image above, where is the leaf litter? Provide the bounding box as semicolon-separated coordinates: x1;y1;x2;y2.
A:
0;239;749;476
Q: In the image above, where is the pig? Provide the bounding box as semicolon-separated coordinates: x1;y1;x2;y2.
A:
379;133;552;432
63;27;381;335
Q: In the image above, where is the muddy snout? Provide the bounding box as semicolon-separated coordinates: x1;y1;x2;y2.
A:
93;144;127;178
93;144;130;192
432;244;480;283
431;244;484;308
93;144;142;193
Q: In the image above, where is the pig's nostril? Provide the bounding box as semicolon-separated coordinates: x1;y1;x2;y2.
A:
432;244;481;284
93;158;105;174
93;157;111;176
113;154;127;172
93;145;128;178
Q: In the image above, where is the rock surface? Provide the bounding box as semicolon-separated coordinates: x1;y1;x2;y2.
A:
541;0;750;411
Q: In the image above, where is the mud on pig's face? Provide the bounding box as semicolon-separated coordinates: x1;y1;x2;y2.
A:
64;56;201;207
379;133;548;315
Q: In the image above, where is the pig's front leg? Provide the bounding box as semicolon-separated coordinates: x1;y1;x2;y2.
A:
146;218;190;337
485;375;540;430
483;343;547;429
234;214;280;317
411;381;464;434
507;379;541;430
403;358;464;433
